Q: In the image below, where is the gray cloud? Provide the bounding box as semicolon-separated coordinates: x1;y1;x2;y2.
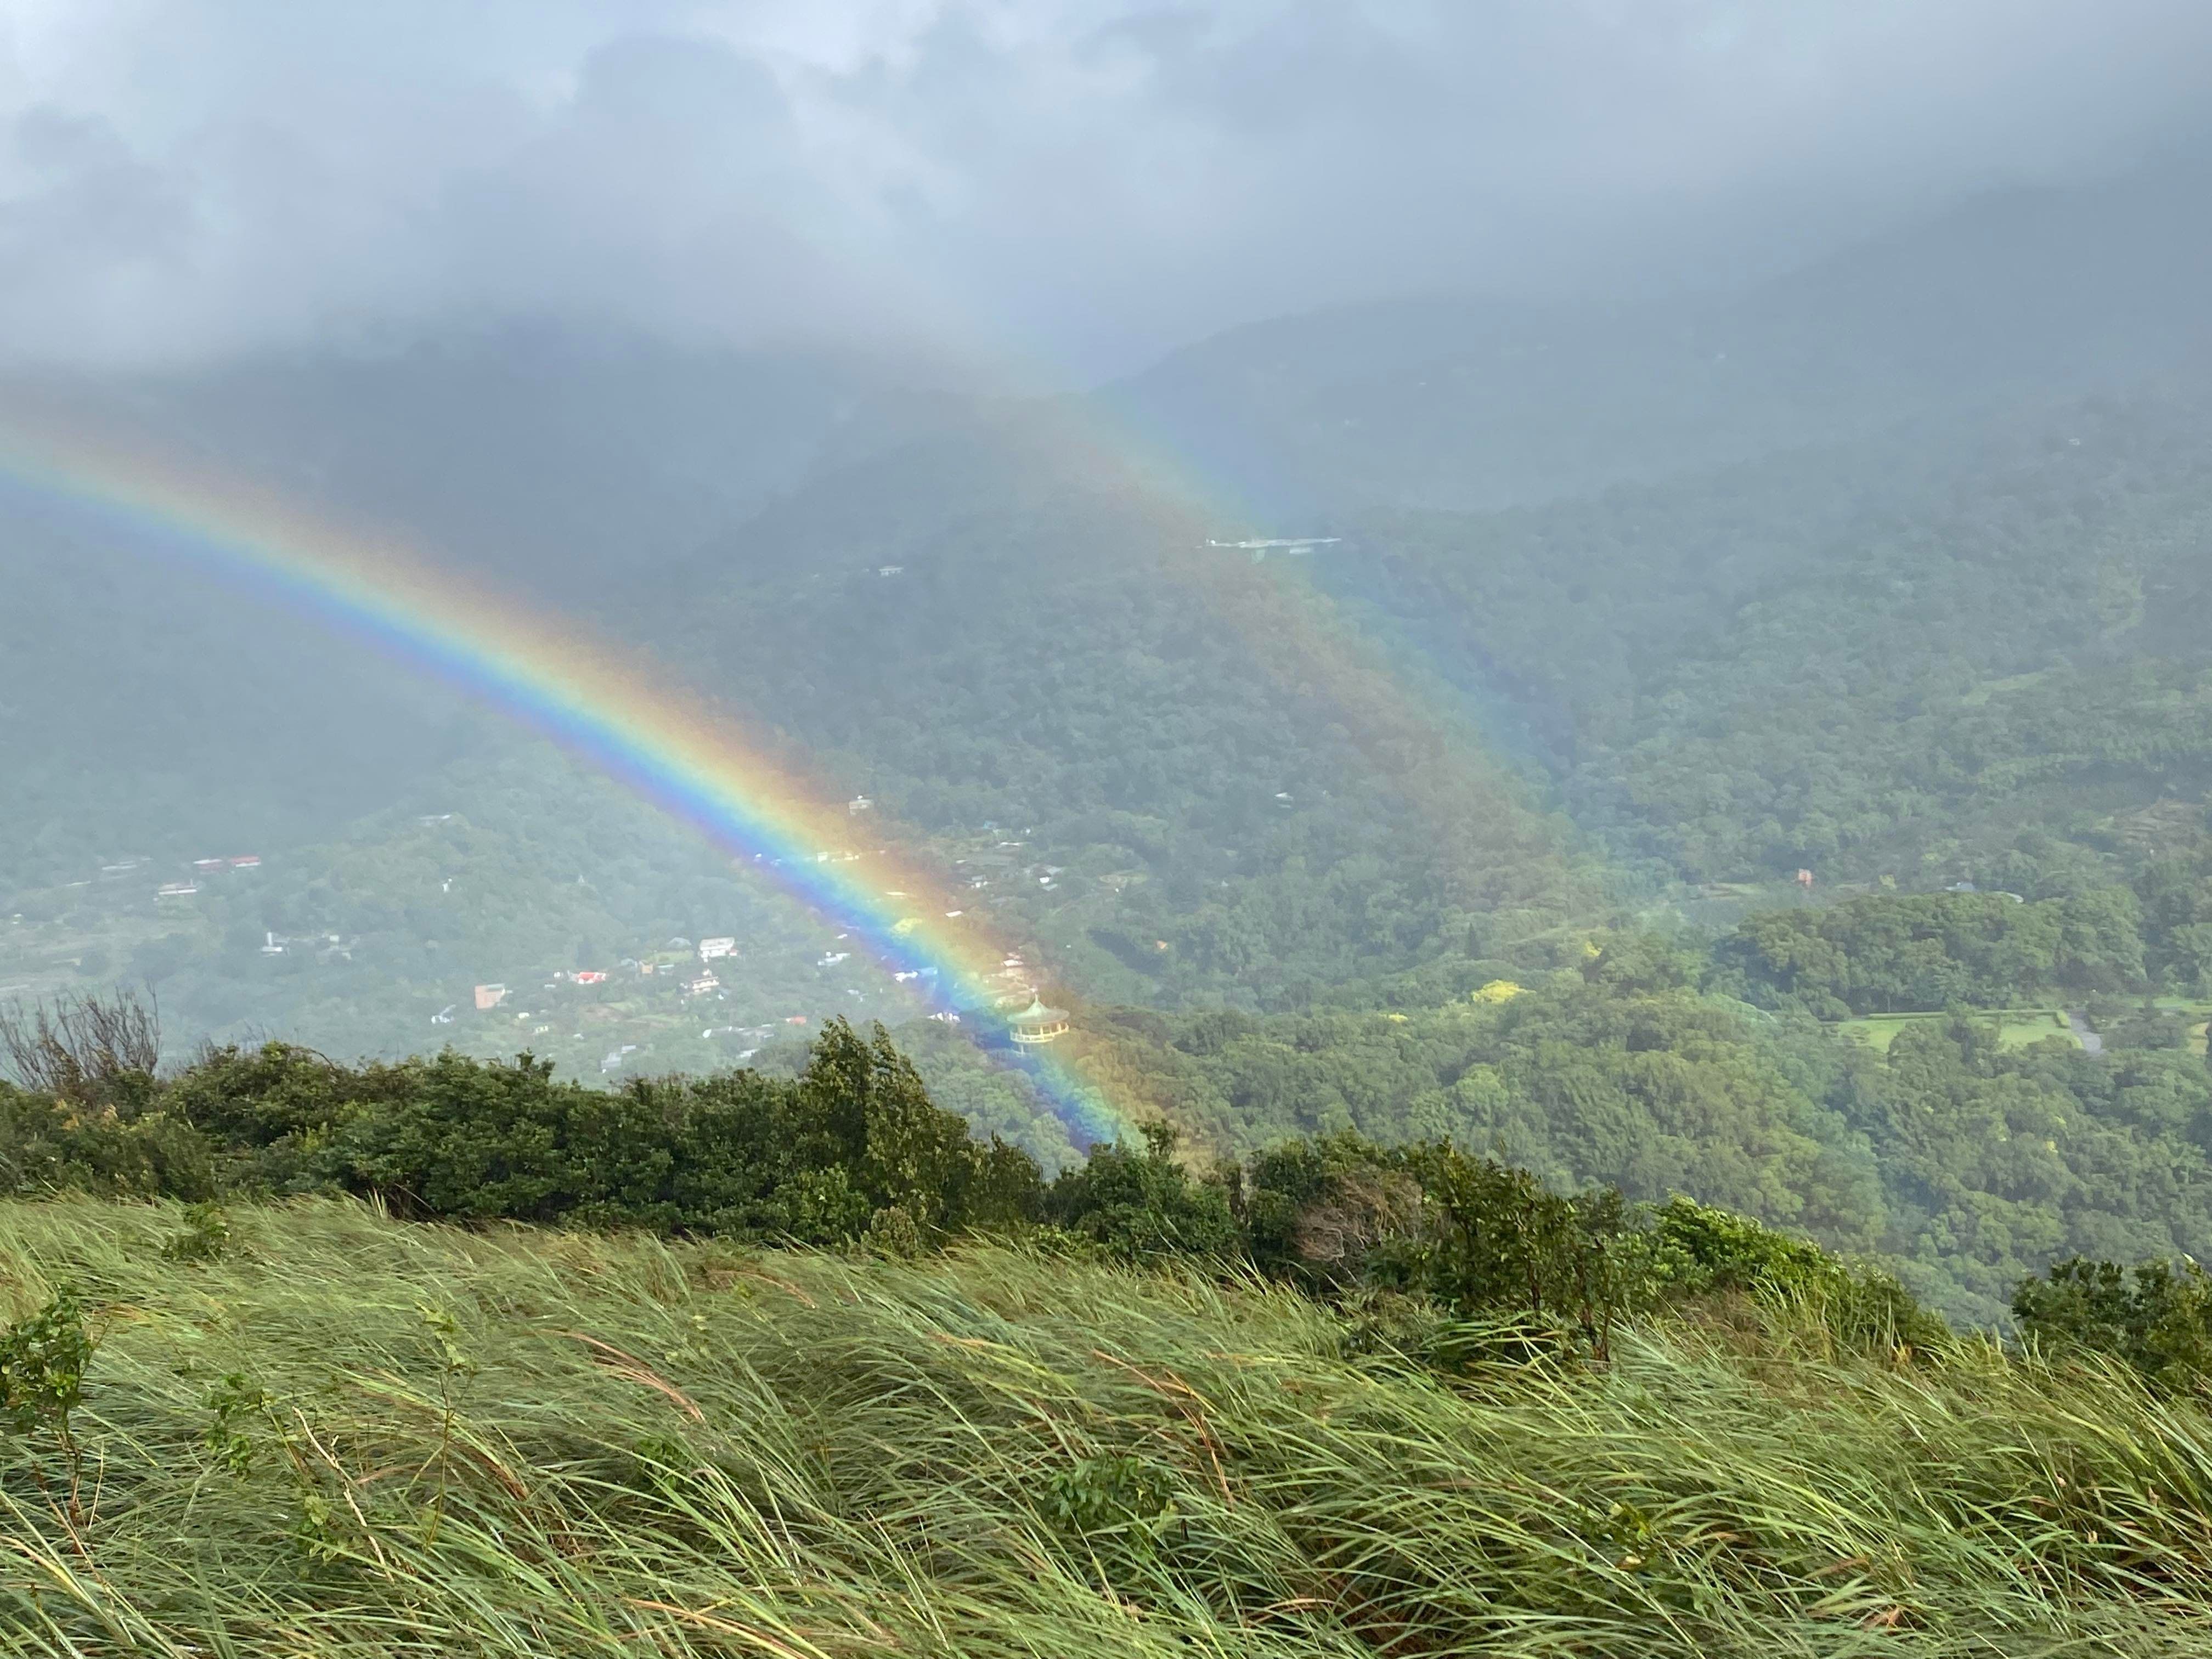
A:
0;0;2204;374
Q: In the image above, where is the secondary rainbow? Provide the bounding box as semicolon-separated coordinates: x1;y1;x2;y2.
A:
0;420;1126;1149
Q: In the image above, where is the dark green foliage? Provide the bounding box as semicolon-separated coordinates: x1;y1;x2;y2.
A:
1237;1131;1429;1286
0;1079;217;1201
1409;1148;1640;1336
0;1285;95;1519
6;1020;1045;1248
1654;1197;1947;1355
1038;1124;1939;1361
1043;1454;1179;1567
1848;1018;2212;1318
0;997;2154;1348
0;1287;91;1442
1234;1132;1650;1339
1717;889;2147;1015
200;1372;268;1476
161;1201;231;1262
2012;1257;2212;1391
20;944;2198;1332
1070;960;2212;1327
0;1008;1948;1357
1089;974;1882;1244
1041;1121;1240;1262
2136;852;2212;995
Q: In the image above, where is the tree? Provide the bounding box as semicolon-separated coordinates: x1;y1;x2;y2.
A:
2013;1257;2212;1390
0;990;161;1109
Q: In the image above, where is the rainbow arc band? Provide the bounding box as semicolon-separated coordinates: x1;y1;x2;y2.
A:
0;426;1126;1150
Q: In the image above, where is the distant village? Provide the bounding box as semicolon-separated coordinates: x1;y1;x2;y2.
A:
3;808;1088;1081
46;850;268;904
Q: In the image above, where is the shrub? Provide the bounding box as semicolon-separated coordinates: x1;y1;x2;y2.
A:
1042;1121;1239;1261
1655;1197;1946;1355
162;1201;233;1262
0;1286;97;1520
2012;1257;2212;1389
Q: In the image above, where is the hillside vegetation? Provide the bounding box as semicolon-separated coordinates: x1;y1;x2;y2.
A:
1046;949;2212;1325
5;1000;2212;1650
651;424;1595;1009
10;741;2212;1322
1355;391;2212;894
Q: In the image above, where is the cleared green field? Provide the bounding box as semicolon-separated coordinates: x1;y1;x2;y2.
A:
1836;1008;2079;1052
2151;999;2212;1056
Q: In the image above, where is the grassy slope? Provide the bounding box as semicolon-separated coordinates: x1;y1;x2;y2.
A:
1838;1006;2212;1056
1836;1009;2081;1053
9;1199;2212;1654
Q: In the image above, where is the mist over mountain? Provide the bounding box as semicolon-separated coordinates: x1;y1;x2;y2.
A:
3;2;2205;372
6;154;2212;1059
1113;162;2212;514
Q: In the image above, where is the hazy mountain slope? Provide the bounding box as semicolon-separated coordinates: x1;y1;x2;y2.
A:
0;339;1043;1077
0;330;982;890
0;492;487;895
5;329;973;594
1110;165;2212;515
649;414;1598;1010
0;736;1080;1120
1348;388;2212;892
0;386;1593;1079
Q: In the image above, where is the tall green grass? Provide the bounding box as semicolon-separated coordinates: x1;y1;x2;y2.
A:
5;1196;2212;1655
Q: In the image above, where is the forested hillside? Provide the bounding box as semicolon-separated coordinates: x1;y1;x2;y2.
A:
648;413;1595;1010
1046;965;2211;1324
2;352;1602;1056
0;499;487;897
1346;389;2212;893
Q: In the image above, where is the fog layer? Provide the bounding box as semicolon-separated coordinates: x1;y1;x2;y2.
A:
0;0;2207;375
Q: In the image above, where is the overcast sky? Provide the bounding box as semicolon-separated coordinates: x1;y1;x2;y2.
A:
0;0;2207;378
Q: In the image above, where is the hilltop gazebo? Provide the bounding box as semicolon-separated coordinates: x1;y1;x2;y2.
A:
1009;997;1070;1045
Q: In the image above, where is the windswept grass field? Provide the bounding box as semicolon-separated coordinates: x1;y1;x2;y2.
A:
7;1199;2212;1654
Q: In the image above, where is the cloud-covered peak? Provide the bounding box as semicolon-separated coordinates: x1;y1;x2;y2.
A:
0;0;2204;375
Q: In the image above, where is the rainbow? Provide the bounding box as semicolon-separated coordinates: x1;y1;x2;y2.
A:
0;418;1127;1150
